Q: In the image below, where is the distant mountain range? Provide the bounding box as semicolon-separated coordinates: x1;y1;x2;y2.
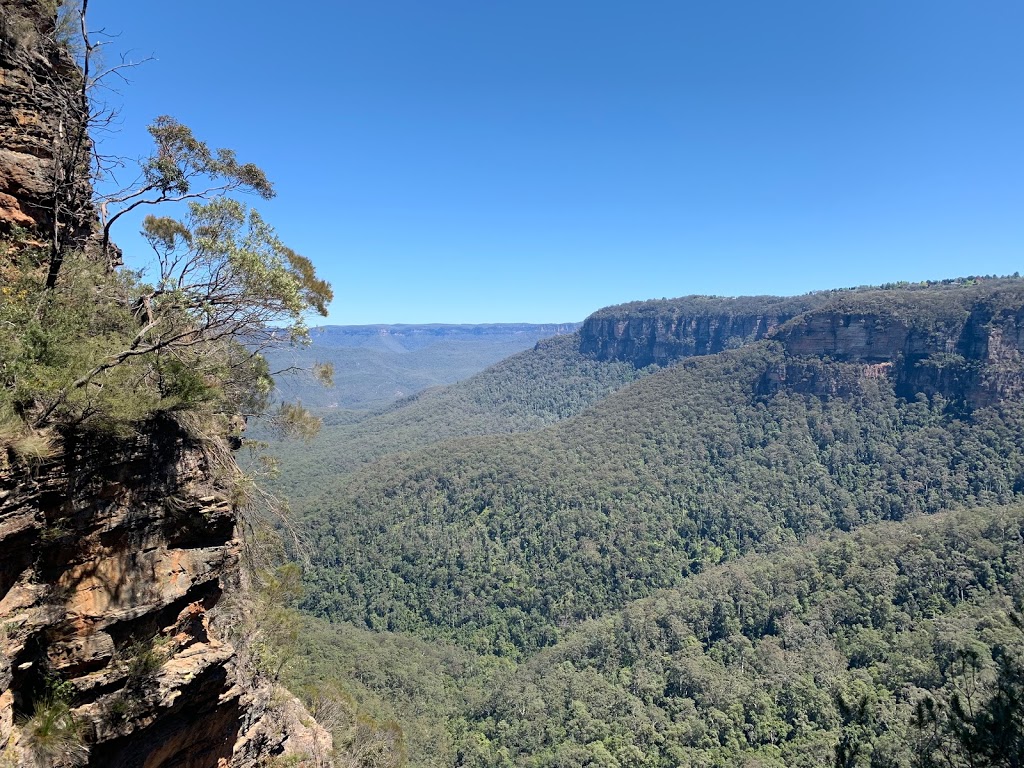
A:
266;322;581;410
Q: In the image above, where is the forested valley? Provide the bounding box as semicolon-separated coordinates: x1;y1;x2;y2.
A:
267;278;1024;768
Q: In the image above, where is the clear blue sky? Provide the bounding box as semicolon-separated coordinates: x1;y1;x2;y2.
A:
89;1;1024;324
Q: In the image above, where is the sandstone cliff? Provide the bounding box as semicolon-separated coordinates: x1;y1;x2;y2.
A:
578;294;826;366
0;3;328;765
578;280;1024;407
0;0;97;251
0;419;329;767
766;281;1024;406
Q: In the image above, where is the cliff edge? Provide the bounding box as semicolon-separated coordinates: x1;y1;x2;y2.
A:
0;3;328;766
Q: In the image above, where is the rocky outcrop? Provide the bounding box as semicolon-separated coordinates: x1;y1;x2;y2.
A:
765;282;1024;407
0;5;327;766
579;282;1024;407
0;418;328;767
578;295;828;367
0;0;98;249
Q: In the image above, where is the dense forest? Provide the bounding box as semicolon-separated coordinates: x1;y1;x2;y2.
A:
298;341;1024;653
265;278;1024;767
279;505;1024;767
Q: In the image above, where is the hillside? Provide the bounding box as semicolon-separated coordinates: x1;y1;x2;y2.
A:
268;288;857;495
281;504;1024;768
296;278;1024;656
268;333;647;497
457;504;1024;767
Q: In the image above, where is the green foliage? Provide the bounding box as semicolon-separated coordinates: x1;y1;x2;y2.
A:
143;116;274;200
0;149;332;434
119;636;171;688
267;332;648;497
280;507;1024;768
296;339;1024;654
0;250;165;428
139;196;332;348
275;402;323;441
911;615;1024;768
451;506;1024;767
283;613;505;768
246;564;307;682
19;676;86;765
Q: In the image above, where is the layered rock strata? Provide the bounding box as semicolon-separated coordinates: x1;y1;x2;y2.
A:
770;287;1024;406
579;284;1024;407
0;0;98;249
0;419;327;767
579;295;825;366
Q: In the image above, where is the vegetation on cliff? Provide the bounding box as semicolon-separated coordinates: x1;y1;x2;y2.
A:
0;3;341;766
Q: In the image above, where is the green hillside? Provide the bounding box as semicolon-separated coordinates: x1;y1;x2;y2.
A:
280;504;1024;768
456;504;1024;767
300;338;1024;653
268;333;648;498
273;278;1024;767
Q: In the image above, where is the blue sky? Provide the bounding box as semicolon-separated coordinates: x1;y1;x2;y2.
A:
89;1;1024;324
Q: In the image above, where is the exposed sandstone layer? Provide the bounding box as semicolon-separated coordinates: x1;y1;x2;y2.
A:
578;295;826;367
770;288;1024;406
0;419;328;767
0;0;97;248
579;283;1024;408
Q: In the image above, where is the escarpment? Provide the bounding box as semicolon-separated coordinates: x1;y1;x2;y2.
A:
578;281;1024;408
766;282;1024;406
0;419;328;767
578;294;827;366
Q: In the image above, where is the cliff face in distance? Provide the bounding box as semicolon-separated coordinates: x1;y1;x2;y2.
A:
767;282;1024;406
579;279;1024;408
578;294;828;366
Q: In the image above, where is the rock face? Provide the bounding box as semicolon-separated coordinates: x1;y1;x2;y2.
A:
579;282;1024;407
0;5;328;766
0;418;329;767
0;5;328;765
0;0;98;249
579;295;826;367
768;284;1024;407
